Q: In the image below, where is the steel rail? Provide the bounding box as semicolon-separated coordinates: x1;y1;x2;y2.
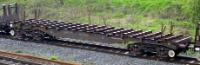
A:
0;56;41;65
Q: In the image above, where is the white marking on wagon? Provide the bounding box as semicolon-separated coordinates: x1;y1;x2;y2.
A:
9;30;15;36
124;52;129;54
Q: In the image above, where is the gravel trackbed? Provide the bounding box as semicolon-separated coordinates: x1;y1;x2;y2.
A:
0;38;182;65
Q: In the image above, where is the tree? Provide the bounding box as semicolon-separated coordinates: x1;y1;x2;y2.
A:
192;0;200;23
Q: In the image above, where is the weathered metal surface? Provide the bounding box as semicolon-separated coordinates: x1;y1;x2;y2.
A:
0;3;194;58
12;19;191;49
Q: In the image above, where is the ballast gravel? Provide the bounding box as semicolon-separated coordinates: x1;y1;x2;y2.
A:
0;38;182;65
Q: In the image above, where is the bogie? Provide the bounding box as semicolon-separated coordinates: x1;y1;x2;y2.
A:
128;44;143;56
128;43;177;58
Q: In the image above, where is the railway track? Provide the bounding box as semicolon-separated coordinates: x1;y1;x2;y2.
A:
1;35;196;65
1;34;200;65
0;45;79;65
47;39;200;65
0;56;41;65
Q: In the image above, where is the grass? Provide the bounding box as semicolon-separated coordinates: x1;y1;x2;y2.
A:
186;48;199;56
0;0;193;20
15;50;23;53
48;55;59;61
0;0;196;40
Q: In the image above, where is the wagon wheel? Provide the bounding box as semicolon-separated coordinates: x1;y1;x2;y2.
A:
156;47;176;58
128;44;142;56
43;34;55;40
4;26;11;35
22;34;31;41
20;30;33;41
32;30;44;41
163;47;176;58
156;47;168;58
167;49;176;58
32;34;42;41
13;30;23;40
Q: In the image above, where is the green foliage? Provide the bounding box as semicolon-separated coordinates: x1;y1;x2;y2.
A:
0;0;193;19
48;55;59;61
186;48;199;56
112;12;125;18
15;50;23;53
0;0;197;37
192;0;200;23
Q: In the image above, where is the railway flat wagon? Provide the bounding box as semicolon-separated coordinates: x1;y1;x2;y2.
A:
0;3;198;58
9;18;192;58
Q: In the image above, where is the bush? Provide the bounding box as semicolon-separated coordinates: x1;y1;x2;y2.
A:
48;55;59;61
15;50;23;53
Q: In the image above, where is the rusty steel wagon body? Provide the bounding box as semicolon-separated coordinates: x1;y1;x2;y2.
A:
9;18;191;58
0;3;199;58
